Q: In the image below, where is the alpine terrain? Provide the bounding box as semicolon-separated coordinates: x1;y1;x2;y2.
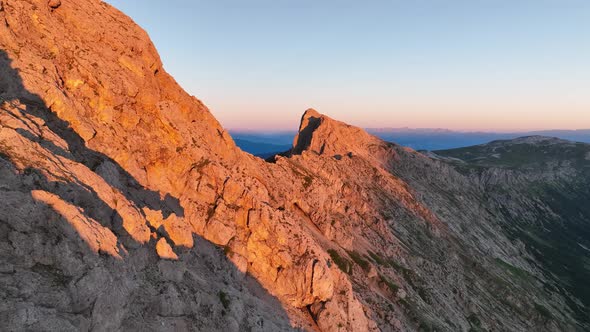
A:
0;1;588;331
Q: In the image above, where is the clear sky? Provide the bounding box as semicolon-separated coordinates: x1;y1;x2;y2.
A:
105;0;590;131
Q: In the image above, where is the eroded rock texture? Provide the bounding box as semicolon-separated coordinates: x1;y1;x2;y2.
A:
1;1;588;331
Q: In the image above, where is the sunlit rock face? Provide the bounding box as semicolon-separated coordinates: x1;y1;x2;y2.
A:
292;108;382;158
1;1;589;332
0;1;364;330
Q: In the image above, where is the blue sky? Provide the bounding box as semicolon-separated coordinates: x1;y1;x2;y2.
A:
106;0;590;131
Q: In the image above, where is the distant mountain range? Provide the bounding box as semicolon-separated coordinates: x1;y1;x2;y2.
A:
232;139;292;159
230;128;590;156
366;128;590;151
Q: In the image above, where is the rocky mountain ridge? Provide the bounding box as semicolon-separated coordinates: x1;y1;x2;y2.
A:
0;1;588;331
434;136;590;326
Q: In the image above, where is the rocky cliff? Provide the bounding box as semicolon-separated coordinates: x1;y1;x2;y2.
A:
1;1;588;331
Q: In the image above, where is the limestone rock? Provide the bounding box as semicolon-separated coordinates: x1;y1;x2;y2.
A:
48;0;60;9
0;0;586;331
156;238;178;260
291;108;383;159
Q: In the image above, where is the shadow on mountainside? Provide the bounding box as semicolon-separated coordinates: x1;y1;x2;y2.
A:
0;49;297;330
0;49;183;218
291;114;321;155
0;153;296;329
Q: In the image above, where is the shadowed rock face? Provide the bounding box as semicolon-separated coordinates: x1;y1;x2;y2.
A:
1;1;589;332
292;109;323;155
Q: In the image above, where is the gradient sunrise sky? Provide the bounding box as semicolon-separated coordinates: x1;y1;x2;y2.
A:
106;0;590;131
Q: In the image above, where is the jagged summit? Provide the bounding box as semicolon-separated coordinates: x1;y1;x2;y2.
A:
301;108;322;120
291;108;381;157
291;108;323;154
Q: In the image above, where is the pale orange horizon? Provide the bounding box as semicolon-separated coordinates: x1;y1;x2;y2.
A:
212;101;590;132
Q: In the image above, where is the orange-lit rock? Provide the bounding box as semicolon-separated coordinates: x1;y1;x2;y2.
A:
156;237;178;260
47;0;61;9
162;214;194;248
0;0;580;331
31;190;122;259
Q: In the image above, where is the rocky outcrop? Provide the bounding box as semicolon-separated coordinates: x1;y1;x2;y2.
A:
0;1;365;330
47;0;61;9
0;0;587;331
292;108;383;159
156;238;178;260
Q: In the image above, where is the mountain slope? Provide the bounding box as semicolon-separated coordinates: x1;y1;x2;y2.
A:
434;136;590;325
0;1;588;331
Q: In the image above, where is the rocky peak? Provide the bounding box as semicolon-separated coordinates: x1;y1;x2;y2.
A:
291;108;381;157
